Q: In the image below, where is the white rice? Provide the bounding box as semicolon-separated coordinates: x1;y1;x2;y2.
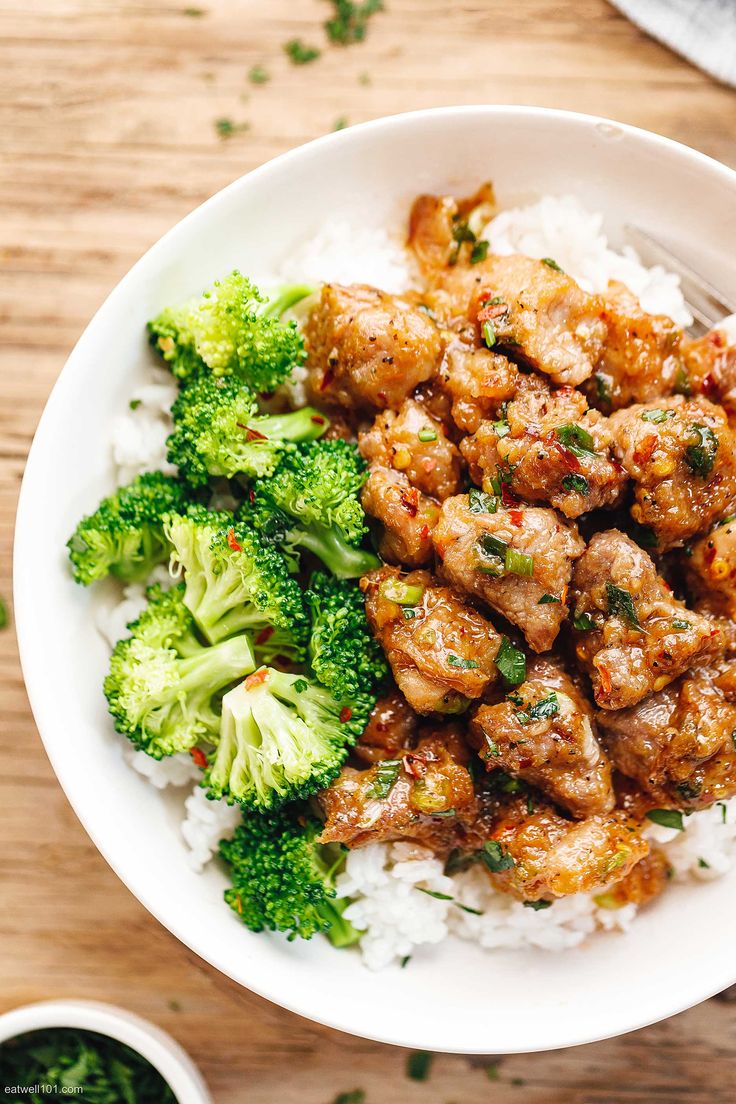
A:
99;192;736;966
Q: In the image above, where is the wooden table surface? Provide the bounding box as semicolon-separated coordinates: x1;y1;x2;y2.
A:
2;2;736;1100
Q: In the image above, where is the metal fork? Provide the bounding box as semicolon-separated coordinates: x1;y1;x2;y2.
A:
626;225;736;336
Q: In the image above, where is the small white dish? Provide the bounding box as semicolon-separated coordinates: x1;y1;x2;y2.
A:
0;1000;211;1103
14;106;736;1053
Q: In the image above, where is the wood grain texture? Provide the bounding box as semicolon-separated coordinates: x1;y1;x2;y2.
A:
2;2;736;1100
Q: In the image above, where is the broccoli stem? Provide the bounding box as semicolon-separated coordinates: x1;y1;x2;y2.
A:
320;898;362;947
297;525;380;580
262;284;315;319
176;633;255;694
255;406;328;444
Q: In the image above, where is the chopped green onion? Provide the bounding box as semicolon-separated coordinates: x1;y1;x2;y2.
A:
470;239;489;264
480;839;515;873
505;548;534;576
493;418;510;438
400;955;411;968
538;593;560;605
685;423;719;478
402;608;417;620
554;423;597;456
482;320;496;348
541;257;563;272
561;473;590;496
606;583;641;629
671;618;690;631
646;809;684;831
368;759;402;800
515;692;559;726
380;578;425;605
447;654;479;669
674;366;692;396
523;899;552;910
417;887;453;901
417;425;438;442
484;735;501;757
573;611;595;631
495;636;526;686
641;409;675;424
594;372;612;404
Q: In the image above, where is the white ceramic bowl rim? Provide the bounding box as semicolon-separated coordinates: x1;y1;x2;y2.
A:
0;1000;211;1103
14;106;736;1054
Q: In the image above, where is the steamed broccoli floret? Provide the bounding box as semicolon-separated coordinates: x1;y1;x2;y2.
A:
165;507;308;654
67;472;187;585
167;372;329;487
206;667;372;810
104;583;254;758
148;272;311;391
306;572;387;699
242;439;380;579
220;806;361;944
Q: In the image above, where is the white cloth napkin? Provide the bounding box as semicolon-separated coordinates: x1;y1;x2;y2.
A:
611;0;736;87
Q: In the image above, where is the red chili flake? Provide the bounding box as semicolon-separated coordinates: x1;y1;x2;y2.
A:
377;390;389;404
519;757;533;769
477;301;508;324
661;579;672;592
339;706;353;724
400;487;419;517
701;373;718;398
598;665;612;696
550;438;581;472
705;543;717;566
255;626;275;646
611;459;624;474
245;425;268;442
248;488;256;504
560;585;569;606
508;508;524;527
320;367;335;391
226;527;243;553
189;747;207;769
403;754;423;778
476;289;493;306
709;330;725;348
500;482;519;507
422;458;437;473
244;668;269;691
311;414;326;425
434;540;446;559
633;434;657;466
419;523;430;540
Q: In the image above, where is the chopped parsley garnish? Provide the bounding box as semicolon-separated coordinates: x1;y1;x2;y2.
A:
284;38;321;64
417;887;454;901
325;0;384;44
674;365;692;396
630;522;658;549
293;678;309;693
495;636;526;686
482;320;497;349
606;583;641;629
671;618;691;631
129;398;141;410
541;257;563;272
698;857;711;869
407;1051;434;1082
538;593;560;604
470;239;489;264
719;802;728;823
641;408;675;424
484;734;501;757
400;955;411;967
554;423;597;456
480;839;515;873
248;64;270;84
594;372;612;404
492;411;511;438
572;611;595;631
515;692;559;726
447;654;479;669
561;473;590;496
523;899;552;910
646;809;684;831
368;759;401;799
417;425;438;442
468;487;498;514
685;423;719;478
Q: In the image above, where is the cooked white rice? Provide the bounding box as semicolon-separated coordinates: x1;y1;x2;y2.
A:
97;192;736;968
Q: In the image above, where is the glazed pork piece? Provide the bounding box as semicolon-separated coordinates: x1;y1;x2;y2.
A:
358;398;463;501
593;849;671;910
436;337;520;434
682;328;736;419
461;255;607;386
460;373;626;519
608;395;736;550
685;515;736;619
570;530;723;709
586;281;682;411
361;467;440;567
362;566;500;714
470;655;614;818
304;283;443;413
598;662;736;810
353;688;419;766
319;726;478;852
481;795;649;903
432;494;585;652
408;184;497;277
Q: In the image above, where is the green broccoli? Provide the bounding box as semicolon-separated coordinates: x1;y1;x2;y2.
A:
220;805;361;944
165;507;308;655
104;583;254;758
148;272;312;391
67;471;187;585
242;439;380;579
167;372;329;487
206;666;371;810
306;572;387;699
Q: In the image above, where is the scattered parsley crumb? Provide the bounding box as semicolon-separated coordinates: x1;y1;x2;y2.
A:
0;597;7;630
325;0;384;44
511;1077;526;1086
248;64;270;84
486;1061;500;1080
358;71;372;85
333;1092;365;1104
214;117;249;139
284;38;321;65
407;1050;433;1081
333;116;349;131
183;6;205;15
129;398;141;410
167;998;182;1011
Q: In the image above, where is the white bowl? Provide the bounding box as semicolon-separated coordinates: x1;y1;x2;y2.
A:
0;1000;211;1103
15;106;736;1054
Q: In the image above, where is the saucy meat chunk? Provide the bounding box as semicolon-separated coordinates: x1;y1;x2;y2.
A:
437;338;519;434
595;849;671;910
460;373;626;519
319;727;478;852
685;516;736;619
608;396;736;550
361;467;439;567
570;530;722;709
483;795;648;903
598;662;736;810
470;655;614;818
433;494;585;652
408;184;496;277
304;283;443;414
358;398;462;501
354;688;419;765
362;566;500;714
587;281;682;411
682;328;736;419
